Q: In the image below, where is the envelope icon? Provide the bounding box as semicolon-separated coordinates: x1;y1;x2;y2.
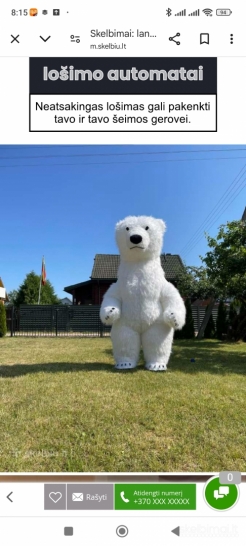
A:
72;492;83;502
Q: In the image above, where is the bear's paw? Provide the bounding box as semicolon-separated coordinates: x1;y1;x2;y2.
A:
163;310;183;330
100;306;121;325
145;363;167;372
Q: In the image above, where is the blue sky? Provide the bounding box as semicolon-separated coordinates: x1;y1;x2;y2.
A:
1;145;246;298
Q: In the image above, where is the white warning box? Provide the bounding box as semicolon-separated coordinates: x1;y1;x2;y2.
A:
30;94;217;132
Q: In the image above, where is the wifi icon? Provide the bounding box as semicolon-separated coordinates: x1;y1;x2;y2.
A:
203;8;213;16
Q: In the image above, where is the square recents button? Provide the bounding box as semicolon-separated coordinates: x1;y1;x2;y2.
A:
67;484;113;510
44;484;66;510
64;527;73;536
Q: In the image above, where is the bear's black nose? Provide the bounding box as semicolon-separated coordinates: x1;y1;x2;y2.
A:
130;234;142;244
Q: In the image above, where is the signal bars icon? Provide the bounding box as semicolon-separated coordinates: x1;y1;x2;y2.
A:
188;9;200;16
175;9;186;16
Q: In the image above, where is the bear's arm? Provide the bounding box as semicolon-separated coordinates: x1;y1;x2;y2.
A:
99;282;122;325
160;280;186;330
101;281;121;306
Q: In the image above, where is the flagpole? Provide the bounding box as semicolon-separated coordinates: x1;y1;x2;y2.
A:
38;256;43;305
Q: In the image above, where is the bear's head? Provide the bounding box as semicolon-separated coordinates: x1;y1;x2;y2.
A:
115;215;166;262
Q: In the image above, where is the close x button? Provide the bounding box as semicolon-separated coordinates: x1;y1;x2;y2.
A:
11;35;20;43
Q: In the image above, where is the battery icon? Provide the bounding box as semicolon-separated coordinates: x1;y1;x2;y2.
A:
216;9;232;15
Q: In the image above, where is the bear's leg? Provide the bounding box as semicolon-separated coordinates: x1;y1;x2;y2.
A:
142;322;174;371
111;321;140;370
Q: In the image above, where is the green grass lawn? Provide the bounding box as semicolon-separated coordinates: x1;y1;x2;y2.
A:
0;337;245;472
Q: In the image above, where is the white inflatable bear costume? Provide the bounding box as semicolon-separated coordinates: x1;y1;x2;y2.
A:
100;216;186;371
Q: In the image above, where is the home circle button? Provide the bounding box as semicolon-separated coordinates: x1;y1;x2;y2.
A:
116;525;128;537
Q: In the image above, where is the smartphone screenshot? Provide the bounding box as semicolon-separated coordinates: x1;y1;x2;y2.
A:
0;1;246;544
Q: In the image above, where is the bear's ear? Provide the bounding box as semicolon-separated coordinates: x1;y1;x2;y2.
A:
115;219;125;231
157;219;167;234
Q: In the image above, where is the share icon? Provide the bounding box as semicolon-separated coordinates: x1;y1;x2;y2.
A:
169;33;181;45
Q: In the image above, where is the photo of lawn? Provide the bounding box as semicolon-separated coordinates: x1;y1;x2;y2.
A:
0;337;245;473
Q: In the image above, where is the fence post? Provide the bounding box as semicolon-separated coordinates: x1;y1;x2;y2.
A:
55;309;58;337
11;305;14;337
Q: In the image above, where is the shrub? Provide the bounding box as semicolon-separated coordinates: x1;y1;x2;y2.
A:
0;303;7;337
228;301;238;325
175;298;195;339
237;302;246;342
204;305;215;338
227;301;239;340
216;300;228;340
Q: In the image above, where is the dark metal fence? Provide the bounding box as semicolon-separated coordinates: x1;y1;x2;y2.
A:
5;305;111;337
191;304;223;333
5;304;224;337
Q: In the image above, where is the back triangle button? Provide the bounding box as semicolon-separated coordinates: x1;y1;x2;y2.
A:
171;526;180;536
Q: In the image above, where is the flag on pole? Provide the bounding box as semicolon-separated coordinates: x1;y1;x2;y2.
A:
41;256;46;285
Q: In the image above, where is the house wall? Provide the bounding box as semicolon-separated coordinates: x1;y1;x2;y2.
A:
73;285;93;305
92;282;115;305
72;279;178;305
72;282;115;305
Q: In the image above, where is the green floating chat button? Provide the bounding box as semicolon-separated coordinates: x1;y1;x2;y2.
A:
115;484;196;510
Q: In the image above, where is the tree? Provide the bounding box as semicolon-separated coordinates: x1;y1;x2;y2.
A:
228;300;239;325
0;303;7;337
14;271;60;306
202;220;246;304
176;266;217;339
177;220;246;340
176;265;216;301
7;290;18;305
216;301;228;340
238;302;246;342
231;302;246;342
204;305;215;338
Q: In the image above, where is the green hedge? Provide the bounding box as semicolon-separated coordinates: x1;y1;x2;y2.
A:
0;304;7;337
175;298;195;339
216;300;228;340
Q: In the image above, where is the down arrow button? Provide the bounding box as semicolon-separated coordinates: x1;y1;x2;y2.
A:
40;36;51;42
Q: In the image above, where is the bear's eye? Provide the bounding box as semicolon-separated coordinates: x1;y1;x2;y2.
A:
145;226;149;230
126;227;129;231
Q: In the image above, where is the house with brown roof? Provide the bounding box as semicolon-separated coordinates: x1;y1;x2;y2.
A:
64;253;185;305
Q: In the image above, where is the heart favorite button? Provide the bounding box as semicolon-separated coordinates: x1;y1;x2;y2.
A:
49;491;63;503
